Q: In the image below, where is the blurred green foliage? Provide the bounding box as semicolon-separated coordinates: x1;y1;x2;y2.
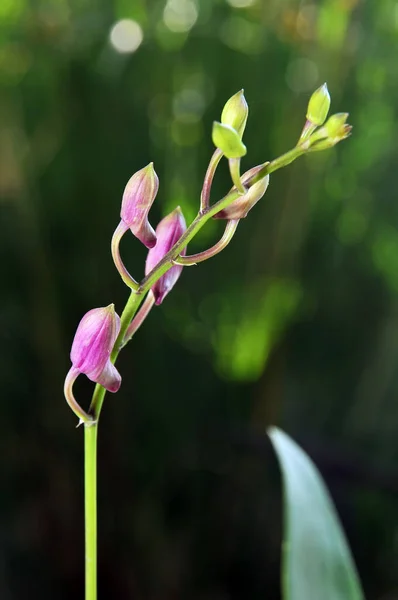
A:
1;0;398;598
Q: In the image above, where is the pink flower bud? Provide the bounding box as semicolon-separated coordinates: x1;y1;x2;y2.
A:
213;165;269;220
70;304;121;392
145;207;187;305
121;163;159;248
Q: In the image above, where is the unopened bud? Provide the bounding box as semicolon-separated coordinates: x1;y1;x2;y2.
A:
306;83;331;126
306;112;352;152
70;305;121;392
212;122;247;159
323;112;351;141
221;90;249;138
145;207;187;305
121;163;159;248
214;165;270;220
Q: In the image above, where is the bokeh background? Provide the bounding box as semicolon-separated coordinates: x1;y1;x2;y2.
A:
1;0;398;598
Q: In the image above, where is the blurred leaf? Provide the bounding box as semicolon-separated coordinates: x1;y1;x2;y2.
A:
215;278;302;381
268;427;365;600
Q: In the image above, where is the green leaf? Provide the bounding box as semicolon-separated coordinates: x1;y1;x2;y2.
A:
268;427;365;600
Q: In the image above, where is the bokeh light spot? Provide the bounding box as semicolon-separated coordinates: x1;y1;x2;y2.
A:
163;0;198;33
226;0;257;8
109;19;143;54
285;58;318;93
221;16;264;54
296;4;317;40
0;0;24;23
172;88;205;123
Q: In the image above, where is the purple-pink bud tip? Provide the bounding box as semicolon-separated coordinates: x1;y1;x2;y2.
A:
121;163;159;249
70;304;121;392
145;207;187;305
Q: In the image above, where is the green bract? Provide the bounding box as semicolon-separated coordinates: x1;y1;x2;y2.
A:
212;121;247;159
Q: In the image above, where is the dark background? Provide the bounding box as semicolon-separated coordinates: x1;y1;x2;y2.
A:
1;0;398;598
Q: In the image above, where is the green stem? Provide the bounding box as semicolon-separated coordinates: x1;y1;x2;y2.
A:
174;220;239;266
64;367;94;425
111;221;139;291
250;146;306;184
229;158;245;193
85;424;97;600
298;119;317;144
122;290;155;346
200;148;223;212
83;290;143;600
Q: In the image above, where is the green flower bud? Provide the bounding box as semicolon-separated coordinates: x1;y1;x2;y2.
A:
323;112;351;141
221;89;248;138
212;122;247;159
306;83;330;127
305;111;352;152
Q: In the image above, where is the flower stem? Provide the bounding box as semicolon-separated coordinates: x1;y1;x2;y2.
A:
122;290;155;347
174;220;239;266
64;367;94;425
85;423;97;600
249;146;306;185
83;289;144;600
298;119;317;144
111;221;140;291
229;158;245;193
200;148;223;212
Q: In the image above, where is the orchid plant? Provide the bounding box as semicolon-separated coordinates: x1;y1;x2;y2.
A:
64;84;353;600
